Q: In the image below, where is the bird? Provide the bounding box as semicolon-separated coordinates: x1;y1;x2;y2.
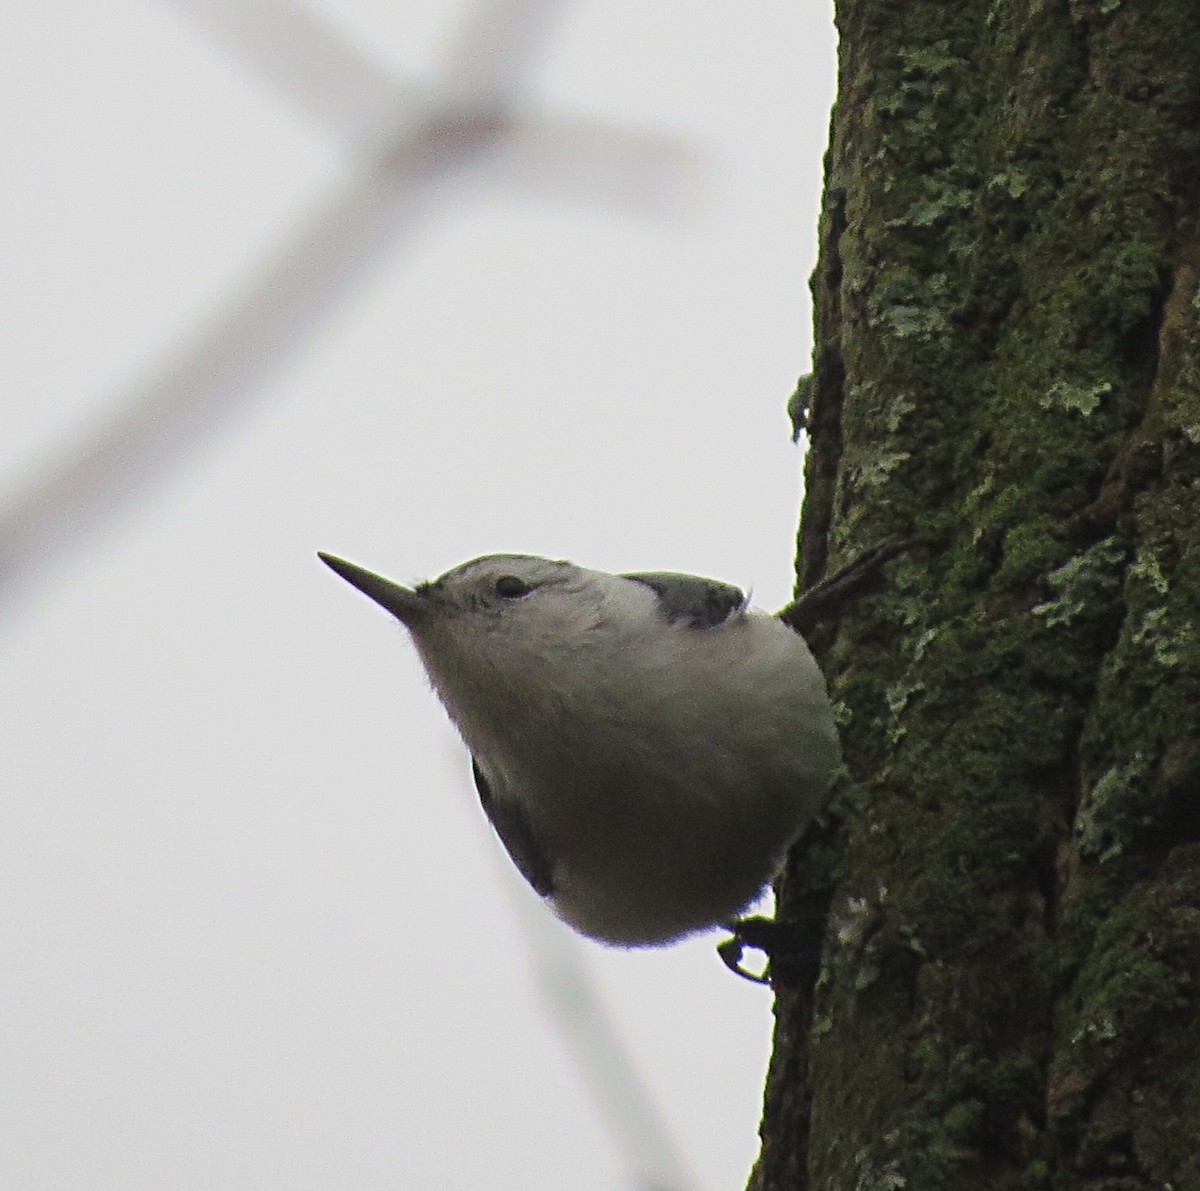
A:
318;550;841;951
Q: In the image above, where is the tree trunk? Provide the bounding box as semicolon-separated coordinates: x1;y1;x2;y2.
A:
756;3;1200;1188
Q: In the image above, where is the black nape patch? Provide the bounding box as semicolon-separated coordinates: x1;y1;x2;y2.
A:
622;572;746;629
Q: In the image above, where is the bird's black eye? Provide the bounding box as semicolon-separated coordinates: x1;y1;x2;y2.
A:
494;576;533;599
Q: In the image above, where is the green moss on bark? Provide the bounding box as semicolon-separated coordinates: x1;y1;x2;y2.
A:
763;2;1200;1188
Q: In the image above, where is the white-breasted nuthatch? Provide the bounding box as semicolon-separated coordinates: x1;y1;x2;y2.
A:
318;551;841;950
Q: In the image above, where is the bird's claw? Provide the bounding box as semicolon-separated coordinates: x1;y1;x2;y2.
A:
717;916;782;984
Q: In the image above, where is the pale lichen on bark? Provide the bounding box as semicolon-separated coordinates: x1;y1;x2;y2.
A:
757;2;1200;1188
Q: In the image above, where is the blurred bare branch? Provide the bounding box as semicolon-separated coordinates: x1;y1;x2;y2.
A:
506;878;698;1191
0;0;708;604
166;0;410;140
169;0;706;200
0;128;475;601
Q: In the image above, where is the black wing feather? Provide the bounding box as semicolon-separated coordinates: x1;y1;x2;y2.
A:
471;758;556;897
622;571;746;628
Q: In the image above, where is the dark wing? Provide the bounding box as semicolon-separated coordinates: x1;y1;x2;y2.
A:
471;759;555;897
622;571;746;628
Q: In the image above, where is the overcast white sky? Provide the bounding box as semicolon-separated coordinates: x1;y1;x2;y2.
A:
1;2;836;1188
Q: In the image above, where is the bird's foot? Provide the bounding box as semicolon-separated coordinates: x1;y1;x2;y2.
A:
717;916;778;984
718;915;826;986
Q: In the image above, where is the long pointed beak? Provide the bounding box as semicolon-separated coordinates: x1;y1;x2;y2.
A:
317;552;428;625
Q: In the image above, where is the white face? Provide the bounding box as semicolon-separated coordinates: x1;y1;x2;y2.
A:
406;555;617;754
423;554;580;613
410;554;607;669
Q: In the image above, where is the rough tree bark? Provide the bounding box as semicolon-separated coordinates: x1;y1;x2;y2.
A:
755;3;1200;1188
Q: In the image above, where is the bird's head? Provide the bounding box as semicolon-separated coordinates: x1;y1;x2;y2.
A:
317;551;615;686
